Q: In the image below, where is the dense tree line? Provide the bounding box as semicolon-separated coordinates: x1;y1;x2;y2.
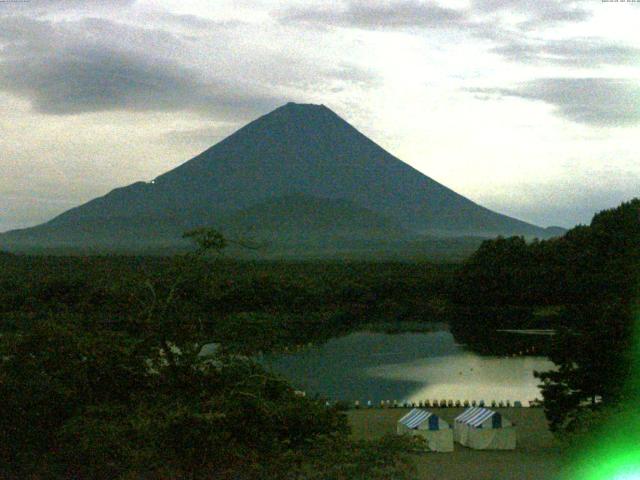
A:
454;199;640;436
0;316;420;479
0;253;455;353
0;239;455;478
454;199;639;308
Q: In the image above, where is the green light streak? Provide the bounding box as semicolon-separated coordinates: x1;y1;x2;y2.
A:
563;306;640;480
571;443;640;480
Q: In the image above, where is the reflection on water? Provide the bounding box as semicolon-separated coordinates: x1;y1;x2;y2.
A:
261;330;554;404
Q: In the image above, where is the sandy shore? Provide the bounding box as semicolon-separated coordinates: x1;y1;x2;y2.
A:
347;407;564;480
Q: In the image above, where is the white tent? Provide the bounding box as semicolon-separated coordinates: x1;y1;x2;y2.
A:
396;408;454;452
454;407;516;450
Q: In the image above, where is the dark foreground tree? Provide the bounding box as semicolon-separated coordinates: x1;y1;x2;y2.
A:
454;199;639;436
0;316;420;479
536;303;634;433
534;199;640;436
0;228;420;479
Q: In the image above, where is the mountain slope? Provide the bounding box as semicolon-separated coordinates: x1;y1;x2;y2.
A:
215;194;407;242
0;102;559;252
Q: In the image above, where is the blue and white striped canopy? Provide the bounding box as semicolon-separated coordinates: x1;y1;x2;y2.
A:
398;409;441;430
455;407;502;428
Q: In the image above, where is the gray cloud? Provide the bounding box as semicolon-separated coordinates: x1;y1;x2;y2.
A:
492;37;640;67
0;16;283;118
270;61;380;92
450;3;630;69
475;78;640;127
0;14;376;119
0;46;280;117
278;0;590;30
466;2;636;68
0;0;135;14
279;1;467;29
473;0;591;27
276;0;636;69
154;12;247;31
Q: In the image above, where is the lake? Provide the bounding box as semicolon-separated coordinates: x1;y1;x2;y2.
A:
261;330;554;405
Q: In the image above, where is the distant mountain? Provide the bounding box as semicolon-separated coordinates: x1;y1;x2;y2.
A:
0;102;563;254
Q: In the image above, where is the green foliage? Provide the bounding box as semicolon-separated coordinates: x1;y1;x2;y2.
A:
0;231;430;479
0;318;149;477
456;199;640;308
0;255;455;354
455;236;532;306
183;227;227;254
454;198;640;435
535;201;639;433
536;302;635;432
454;235;568;308
0;315;372;479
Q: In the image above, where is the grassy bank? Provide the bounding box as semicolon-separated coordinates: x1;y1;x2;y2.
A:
347;408;563;480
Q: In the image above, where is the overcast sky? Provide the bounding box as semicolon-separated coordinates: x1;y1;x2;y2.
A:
1;0;639;232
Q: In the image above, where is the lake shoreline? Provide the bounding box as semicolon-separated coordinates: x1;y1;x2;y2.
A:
261;329;553;406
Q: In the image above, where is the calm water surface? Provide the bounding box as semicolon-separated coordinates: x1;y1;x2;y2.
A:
261;330;554;405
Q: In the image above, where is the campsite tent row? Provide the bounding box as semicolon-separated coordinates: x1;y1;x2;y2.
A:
454;407;516;450
397;408;454;452
397;407;516;452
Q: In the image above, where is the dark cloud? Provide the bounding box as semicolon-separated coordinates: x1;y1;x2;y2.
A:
475;78;640;127
0;46;280;117
0;16;283;118
0;14;374;119
279;1;467;29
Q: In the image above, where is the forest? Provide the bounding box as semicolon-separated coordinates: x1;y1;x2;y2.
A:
0;199;637;478
0;253;457;353
0;246;450;478
452;199;639;442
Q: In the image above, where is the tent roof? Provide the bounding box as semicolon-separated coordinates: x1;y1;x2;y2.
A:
398;408;439;429
455;407;502;428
